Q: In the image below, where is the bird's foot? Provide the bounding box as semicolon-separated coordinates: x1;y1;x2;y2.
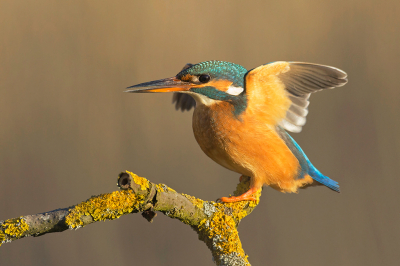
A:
218;187;258;203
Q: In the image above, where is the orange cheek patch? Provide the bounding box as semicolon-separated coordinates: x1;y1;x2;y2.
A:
209;80;233;92
180;74;193;82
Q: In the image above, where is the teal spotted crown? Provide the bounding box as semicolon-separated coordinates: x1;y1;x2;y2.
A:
176;61;248;87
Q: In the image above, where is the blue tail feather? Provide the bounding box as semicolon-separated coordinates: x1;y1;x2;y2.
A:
307;162;340;192
277;127;340;192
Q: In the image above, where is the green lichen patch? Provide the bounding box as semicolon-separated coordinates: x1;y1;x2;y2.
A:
65;190;145;229
2;217;29;239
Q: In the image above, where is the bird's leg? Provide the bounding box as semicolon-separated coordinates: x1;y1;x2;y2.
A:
218;186;259;203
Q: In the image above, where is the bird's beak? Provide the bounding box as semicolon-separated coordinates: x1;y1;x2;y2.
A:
125;77;191;93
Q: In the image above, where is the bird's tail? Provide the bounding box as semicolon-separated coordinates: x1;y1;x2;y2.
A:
277;127;340;192
307;162;340;192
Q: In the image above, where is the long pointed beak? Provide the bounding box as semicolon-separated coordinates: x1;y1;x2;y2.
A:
125;77;191;93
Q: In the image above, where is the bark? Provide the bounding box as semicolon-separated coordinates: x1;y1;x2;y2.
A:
0;171;261;266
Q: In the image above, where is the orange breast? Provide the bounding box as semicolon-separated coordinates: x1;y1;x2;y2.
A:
192;101;302;192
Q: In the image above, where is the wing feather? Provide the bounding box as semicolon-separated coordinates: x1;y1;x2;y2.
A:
172;63;196;111
278;62;347;132
172;92;196;111
280;62;348;96
245;61;347;133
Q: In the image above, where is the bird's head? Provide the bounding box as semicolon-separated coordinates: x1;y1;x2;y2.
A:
126;61;248;112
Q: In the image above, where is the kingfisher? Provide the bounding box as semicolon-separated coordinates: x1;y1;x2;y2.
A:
126;61;347;202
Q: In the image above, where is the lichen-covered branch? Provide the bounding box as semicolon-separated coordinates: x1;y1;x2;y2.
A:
0;171;261;266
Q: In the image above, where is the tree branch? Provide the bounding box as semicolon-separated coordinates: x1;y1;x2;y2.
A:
0;171;261;266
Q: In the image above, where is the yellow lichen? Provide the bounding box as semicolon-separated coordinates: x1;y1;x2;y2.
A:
195;179;261;265
0;231;6;246
155;183;176;193
248;189;261;208
235;209;248;221
182;193;204;209
167;187;176;192
198;204;248;261
65;190;145;229
2;217;29;238
126;171;150;191
155;184;165;193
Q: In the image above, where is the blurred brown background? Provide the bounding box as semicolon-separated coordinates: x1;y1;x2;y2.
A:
1;1;399;265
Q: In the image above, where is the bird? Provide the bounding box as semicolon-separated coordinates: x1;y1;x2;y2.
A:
126;61;348;202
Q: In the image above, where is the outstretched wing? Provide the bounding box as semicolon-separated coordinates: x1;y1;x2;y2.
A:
279;62;348;132
172;63;196;111
246;62;348;132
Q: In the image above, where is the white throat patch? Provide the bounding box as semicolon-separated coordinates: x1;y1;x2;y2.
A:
189;92;217;106
226;85;244;96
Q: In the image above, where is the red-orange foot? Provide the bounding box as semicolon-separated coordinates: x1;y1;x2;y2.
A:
218;187;259;203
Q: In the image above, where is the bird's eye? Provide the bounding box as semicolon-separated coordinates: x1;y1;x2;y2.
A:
199;74;211;83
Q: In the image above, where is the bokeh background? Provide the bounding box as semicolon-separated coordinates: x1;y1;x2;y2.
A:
1;1;399;265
